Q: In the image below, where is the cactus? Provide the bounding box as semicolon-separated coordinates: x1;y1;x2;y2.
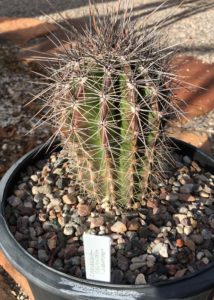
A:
40;2;179;208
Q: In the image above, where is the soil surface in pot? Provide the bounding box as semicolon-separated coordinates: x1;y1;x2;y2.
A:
5;150;214;285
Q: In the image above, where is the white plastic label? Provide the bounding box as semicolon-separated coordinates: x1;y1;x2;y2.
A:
83;233;111;282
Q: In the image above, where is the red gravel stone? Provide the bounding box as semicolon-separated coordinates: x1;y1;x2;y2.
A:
127;219;140;231
111;221;127;234
77;204;91;217
176;239;184;248
90;216;104;229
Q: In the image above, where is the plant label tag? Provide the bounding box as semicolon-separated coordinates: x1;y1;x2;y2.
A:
83;233;111;282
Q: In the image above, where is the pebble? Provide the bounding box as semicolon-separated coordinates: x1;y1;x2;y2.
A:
177;249;190;264
138;227;150;238
205;207;213;216
70;256;81;266
38;250;49;262
77;196;85;204
62;194;77;205
56;178;67;189
135;273;147;284
14;189;26;198
111;233;122;240
183;226;193;236
49;198;61;207
196;252;204;260
77;204;91;217
176;224;184;235
32;185;51;195
43;221;58;232
148;224;160;234
14;232;25;241
192;162;201;173
29;241;37;248
183;156;192;164
201;229;212;240
33;194;43;203
208;215;214;229
125;270;136;284
147;273;159;283
100;225;106;231
190;218;197;229
166;193;178;201
90;216;104;229
184;238;195;252
178;207;188;214
47;235;57;250
146;255;156;267
159;244;169;258
58;216;66;227
2;143;8;151
175;269;187;278
117;237;126;244
127;219;140;231
152;243;168;258
117;255;129;271
30;175;38;182
202;257;209;264
28;214;36;223
131;255;147;263
190;234;204;245
176;239;184;248
7;196;21;207
29;227;36;239
63;225;75;236
200;191;210;198
130;262;146;271
53;259;63;269
179;174;191;185
180;184;194;194
39;213;47;222
111;269;124;284
27;248;34;255
23;200;33;208
173;213;187;223
178;194;195;202
111;221;127;234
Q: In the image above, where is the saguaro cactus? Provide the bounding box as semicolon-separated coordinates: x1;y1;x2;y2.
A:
41;3;179;207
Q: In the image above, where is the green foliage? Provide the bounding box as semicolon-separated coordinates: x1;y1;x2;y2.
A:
41;2;180;207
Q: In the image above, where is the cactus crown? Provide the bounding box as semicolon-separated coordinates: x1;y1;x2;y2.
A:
40;2;179;208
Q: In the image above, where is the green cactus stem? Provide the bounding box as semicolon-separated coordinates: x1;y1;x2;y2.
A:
39;2;180;208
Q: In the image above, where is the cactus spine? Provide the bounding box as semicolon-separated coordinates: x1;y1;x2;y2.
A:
43;2;178;208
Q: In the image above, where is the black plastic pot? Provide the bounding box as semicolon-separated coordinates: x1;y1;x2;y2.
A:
0;139;214;300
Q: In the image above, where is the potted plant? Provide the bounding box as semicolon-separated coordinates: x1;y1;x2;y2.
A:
0;2;214;300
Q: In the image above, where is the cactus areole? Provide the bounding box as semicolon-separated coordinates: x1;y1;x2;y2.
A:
44;5;179;208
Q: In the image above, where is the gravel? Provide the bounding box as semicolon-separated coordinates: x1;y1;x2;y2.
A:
0;267;28;300
4;150;214;285
0;42;52;179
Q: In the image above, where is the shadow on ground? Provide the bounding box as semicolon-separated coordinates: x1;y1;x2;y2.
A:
132;0;214;28
0;0;117;18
